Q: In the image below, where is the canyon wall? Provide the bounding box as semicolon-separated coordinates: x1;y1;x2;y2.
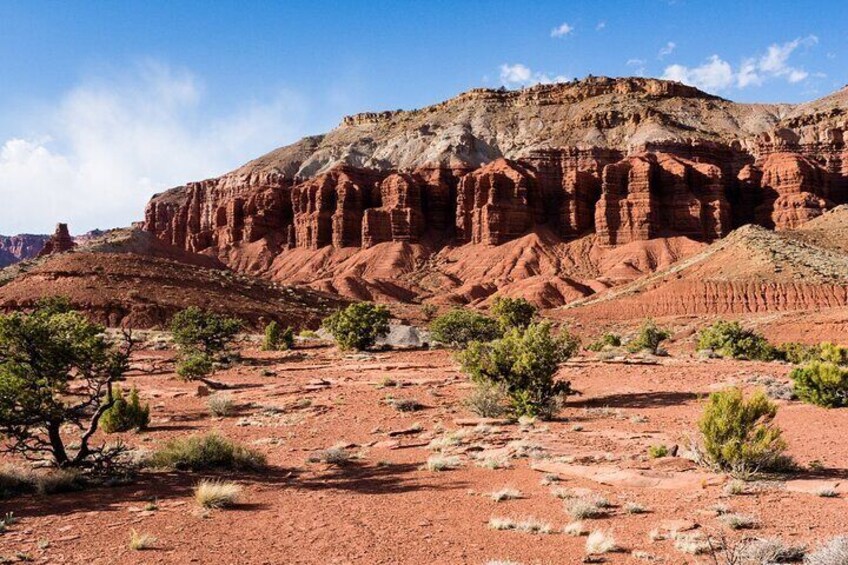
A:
0;234;48;267
141;78;848;286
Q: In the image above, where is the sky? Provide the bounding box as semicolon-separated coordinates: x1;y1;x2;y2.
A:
0;0;845;234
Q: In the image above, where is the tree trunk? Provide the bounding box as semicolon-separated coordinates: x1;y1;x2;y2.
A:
46;421;69;467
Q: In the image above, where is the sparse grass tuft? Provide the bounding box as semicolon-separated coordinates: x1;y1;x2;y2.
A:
565;497;608;519
674;532;712;555
425;454;461;472
724;479;748;495
488;516;516;530
308;445;354;466
734;537;806;563
515;517;553;534
389;398;424;412
128;529;157;551
489;487;522;502
720;513;757;530
625;502;649;514
563;521;586;536
194;480;242;509
805;536;848;565
148;433;265;471
207;394;235;417
585;529;617;554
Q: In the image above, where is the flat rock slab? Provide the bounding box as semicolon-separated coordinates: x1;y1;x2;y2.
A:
532;461;723;490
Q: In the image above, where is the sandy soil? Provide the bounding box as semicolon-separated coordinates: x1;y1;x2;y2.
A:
1;341;847;564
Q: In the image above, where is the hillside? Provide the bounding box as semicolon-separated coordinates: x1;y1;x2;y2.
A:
563;207;848;319
0;229;343;329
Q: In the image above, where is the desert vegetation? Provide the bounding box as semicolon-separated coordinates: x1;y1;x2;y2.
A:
429;308;502;348
171;306;243;385
322;302;390;351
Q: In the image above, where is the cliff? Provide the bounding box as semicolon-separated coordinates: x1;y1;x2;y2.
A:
0;234;49;268
141;77;848;307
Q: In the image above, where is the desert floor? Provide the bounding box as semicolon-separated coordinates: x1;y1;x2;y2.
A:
2;339;847;564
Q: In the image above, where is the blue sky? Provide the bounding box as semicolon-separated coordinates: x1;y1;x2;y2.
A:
0;0;845;234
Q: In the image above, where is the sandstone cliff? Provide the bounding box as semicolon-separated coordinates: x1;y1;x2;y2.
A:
142;77;848;306
0;234;48;268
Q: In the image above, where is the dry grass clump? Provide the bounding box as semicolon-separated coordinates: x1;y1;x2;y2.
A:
489;487;522;502
194;479;242;509
425;454;461;472
388;398;424;412
207;394;235;417
720;512;758;530
128;529;157;550
0;464;83;498
563;521;586;537
585;529;618;554
308;445;354;466
805;536;848;565
625;502;649;514
488;516;554;534
565;496;610;519
477;455;511;470
147;433;266;471
733;537;806;563
673;532;713;555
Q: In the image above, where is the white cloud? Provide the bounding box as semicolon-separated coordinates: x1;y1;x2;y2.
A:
0;61;309;234
658;41;676;59
550;22;573;38
661;35;820;93
626;58;647;76
499;63;569;87
596;21;606;31
662;55;735;91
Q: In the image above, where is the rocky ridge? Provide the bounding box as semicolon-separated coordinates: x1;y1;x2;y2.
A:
142;77;848;306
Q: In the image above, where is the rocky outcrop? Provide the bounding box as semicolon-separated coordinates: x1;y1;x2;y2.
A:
595;152;731;246
362;174;425;247
38;223;76;257
456;159;534;245
0;234;49;267
139;77;848;306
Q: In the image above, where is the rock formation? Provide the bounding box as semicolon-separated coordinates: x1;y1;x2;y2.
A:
38;223;76;257
139;77;848;305
0;234;49;267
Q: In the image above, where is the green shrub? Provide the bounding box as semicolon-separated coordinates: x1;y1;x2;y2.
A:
648;444;669;458
263;321;294;351
698;388;790;478
175;351;214;381
816;342;848;365
147;433;265;471
322;302;390;351
697;320;778;361
170;307;242;382
491;296;537;331
170;307;243;357
0;299;134;467
429;309;502;348
101;386;150;433
457;322;577;419
586;333;622;352
627;319;670;354
790;361;848;407
776;342;817;365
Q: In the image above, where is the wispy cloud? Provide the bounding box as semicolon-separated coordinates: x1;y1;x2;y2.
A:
550;22;573;38
658;41;676;59
0;61;309;234
661;35;820;93
595;21;606;31
626;58;647;77
499;63;569;87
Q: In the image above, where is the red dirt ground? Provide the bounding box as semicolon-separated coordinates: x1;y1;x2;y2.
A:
2;337;847;564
